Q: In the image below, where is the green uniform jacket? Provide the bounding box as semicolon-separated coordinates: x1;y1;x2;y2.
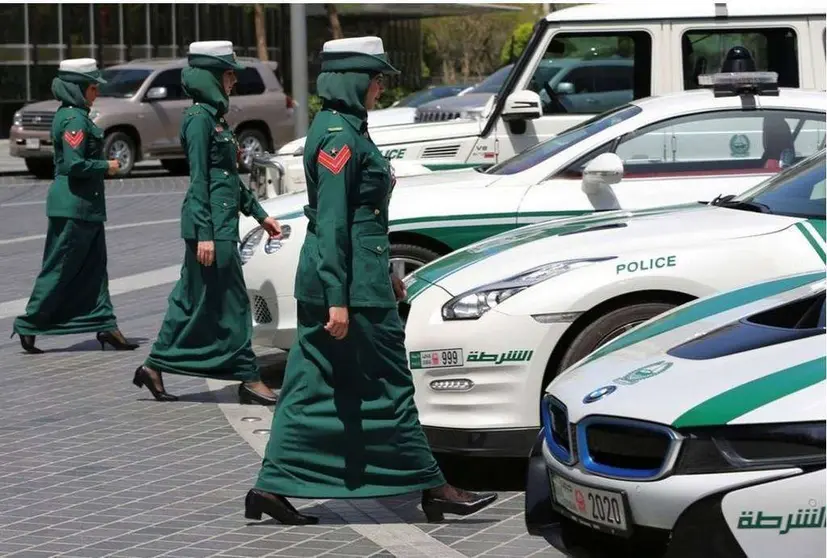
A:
179;102;268;242
295;109;396;309
46;105;110;222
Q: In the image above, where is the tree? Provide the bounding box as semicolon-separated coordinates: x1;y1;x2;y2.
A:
500;22;534;65
325;4;343;39
253;4;268;61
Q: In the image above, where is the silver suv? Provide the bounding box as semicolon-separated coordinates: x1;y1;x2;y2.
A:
9;57;296;178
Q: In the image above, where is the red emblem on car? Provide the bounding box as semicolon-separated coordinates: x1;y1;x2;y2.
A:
575;489;586;512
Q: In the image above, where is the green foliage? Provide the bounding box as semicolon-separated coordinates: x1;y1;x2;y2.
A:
500;22;534;65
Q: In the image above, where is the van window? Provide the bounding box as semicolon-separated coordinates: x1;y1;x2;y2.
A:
682;28;800;90
535;31;652;115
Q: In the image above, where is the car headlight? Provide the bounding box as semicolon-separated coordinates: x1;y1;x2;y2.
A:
13;111;22;127
674;422;825;474
459;109;484;121
441;257;614;321
239;224;292;264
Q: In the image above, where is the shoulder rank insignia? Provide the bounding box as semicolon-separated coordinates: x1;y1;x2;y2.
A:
327;126;343;132
63;130;84;149
318;144;351;175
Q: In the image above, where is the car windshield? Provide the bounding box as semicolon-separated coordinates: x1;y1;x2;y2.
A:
98;68;153;98
730;150;826;220
395;87;464;108
470;65;515;94
484;104;643;175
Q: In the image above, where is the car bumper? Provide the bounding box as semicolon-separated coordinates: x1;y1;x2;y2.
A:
405;285;570;456
526;437;821;557
9;127;53;158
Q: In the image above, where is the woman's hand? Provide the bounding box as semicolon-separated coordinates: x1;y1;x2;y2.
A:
196;240;215;266
260;216;282;239
325;306;349;340
391;275;407;301
107;160;120;175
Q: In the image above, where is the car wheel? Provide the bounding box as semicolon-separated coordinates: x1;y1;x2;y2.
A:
25;158;54;179
104;131;136;177
160;158;189;176
236;128;268;174
389;243;443;279
558;302;678;372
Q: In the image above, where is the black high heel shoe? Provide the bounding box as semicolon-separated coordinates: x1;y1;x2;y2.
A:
421;485;498;523
132;366;178;402
238;383;278;406
244;489;318;525
97;330;139;351
11;332;43;354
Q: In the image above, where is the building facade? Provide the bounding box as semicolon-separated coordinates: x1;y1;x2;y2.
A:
0;3;429;136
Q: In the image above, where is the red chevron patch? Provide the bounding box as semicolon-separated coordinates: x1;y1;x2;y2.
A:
63;130;85;150
318;144;351;175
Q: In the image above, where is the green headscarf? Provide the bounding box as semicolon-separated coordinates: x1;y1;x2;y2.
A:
51;77;90;109
181;66;229;116
316;71;375;119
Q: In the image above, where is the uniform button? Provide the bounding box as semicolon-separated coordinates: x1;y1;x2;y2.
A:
223;202;228;207
224;171;229;176
376;246;382;251
374;209;380;215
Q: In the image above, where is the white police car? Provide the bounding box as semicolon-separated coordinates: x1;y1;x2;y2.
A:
401;149;826;457
524;269;825;558
239;74;826;350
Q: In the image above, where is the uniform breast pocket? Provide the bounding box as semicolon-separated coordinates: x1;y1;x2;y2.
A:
211;129;238;169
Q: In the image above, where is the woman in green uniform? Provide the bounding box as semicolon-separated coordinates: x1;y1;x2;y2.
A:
246;37;497;525
133;41;281;405
12;58;137;354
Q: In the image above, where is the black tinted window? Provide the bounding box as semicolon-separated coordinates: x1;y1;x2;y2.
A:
235;68;265;96
148;69;185;100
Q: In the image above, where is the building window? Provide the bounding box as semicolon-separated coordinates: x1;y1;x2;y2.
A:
176;5;198;56
124;4;151;60
0;5;25;44
65;4;93;58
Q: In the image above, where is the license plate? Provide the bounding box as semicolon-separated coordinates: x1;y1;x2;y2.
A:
26;138;40;150
409;349;463;369
551;473;630;534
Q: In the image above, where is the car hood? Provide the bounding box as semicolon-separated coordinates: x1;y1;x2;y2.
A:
19;99;60;112
416;92;493;111
367;107;416;127
546;271;826;427
276;118;482;156
251;167;492;223
410;204;801;297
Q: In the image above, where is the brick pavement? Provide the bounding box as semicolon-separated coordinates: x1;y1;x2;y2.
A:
0;174;567;558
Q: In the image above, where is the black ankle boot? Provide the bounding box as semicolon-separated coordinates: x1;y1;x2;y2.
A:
244;489;319;525
421;485;498;522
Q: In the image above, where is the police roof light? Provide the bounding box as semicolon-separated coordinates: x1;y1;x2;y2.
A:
697;71;779;98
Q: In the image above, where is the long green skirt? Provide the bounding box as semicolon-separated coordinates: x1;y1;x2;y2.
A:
145;240;259;382
254;302;445;499
14;217;118;336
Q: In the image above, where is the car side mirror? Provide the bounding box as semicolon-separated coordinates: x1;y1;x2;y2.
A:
581;153;624;211
554;82;575;95
145;86;168;101
501;90;542;121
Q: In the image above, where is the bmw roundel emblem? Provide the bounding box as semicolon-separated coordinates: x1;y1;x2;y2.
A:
583;385;617;404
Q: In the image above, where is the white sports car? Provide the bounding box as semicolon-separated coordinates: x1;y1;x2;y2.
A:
401;149;826;457
524;269;825;558
239;76;826;350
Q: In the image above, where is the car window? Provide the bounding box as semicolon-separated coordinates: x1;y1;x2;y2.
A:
734;150;826;219
610;109;825;179
235;68;265;96
485;104;642;176
99;68;152;98
535;30;652;115
470;65;514;94
147;69;185;101
682;28;800;90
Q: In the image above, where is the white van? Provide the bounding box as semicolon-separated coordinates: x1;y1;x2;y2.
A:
250;1;826;199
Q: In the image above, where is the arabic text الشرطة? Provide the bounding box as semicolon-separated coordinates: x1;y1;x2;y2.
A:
737;507;826;534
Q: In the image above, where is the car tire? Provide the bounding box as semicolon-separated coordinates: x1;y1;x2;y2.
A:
236;128;269;174
103;131;136;177
558;302;678;372
160;158;189;176
389;243;443;278
25;158;54;179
